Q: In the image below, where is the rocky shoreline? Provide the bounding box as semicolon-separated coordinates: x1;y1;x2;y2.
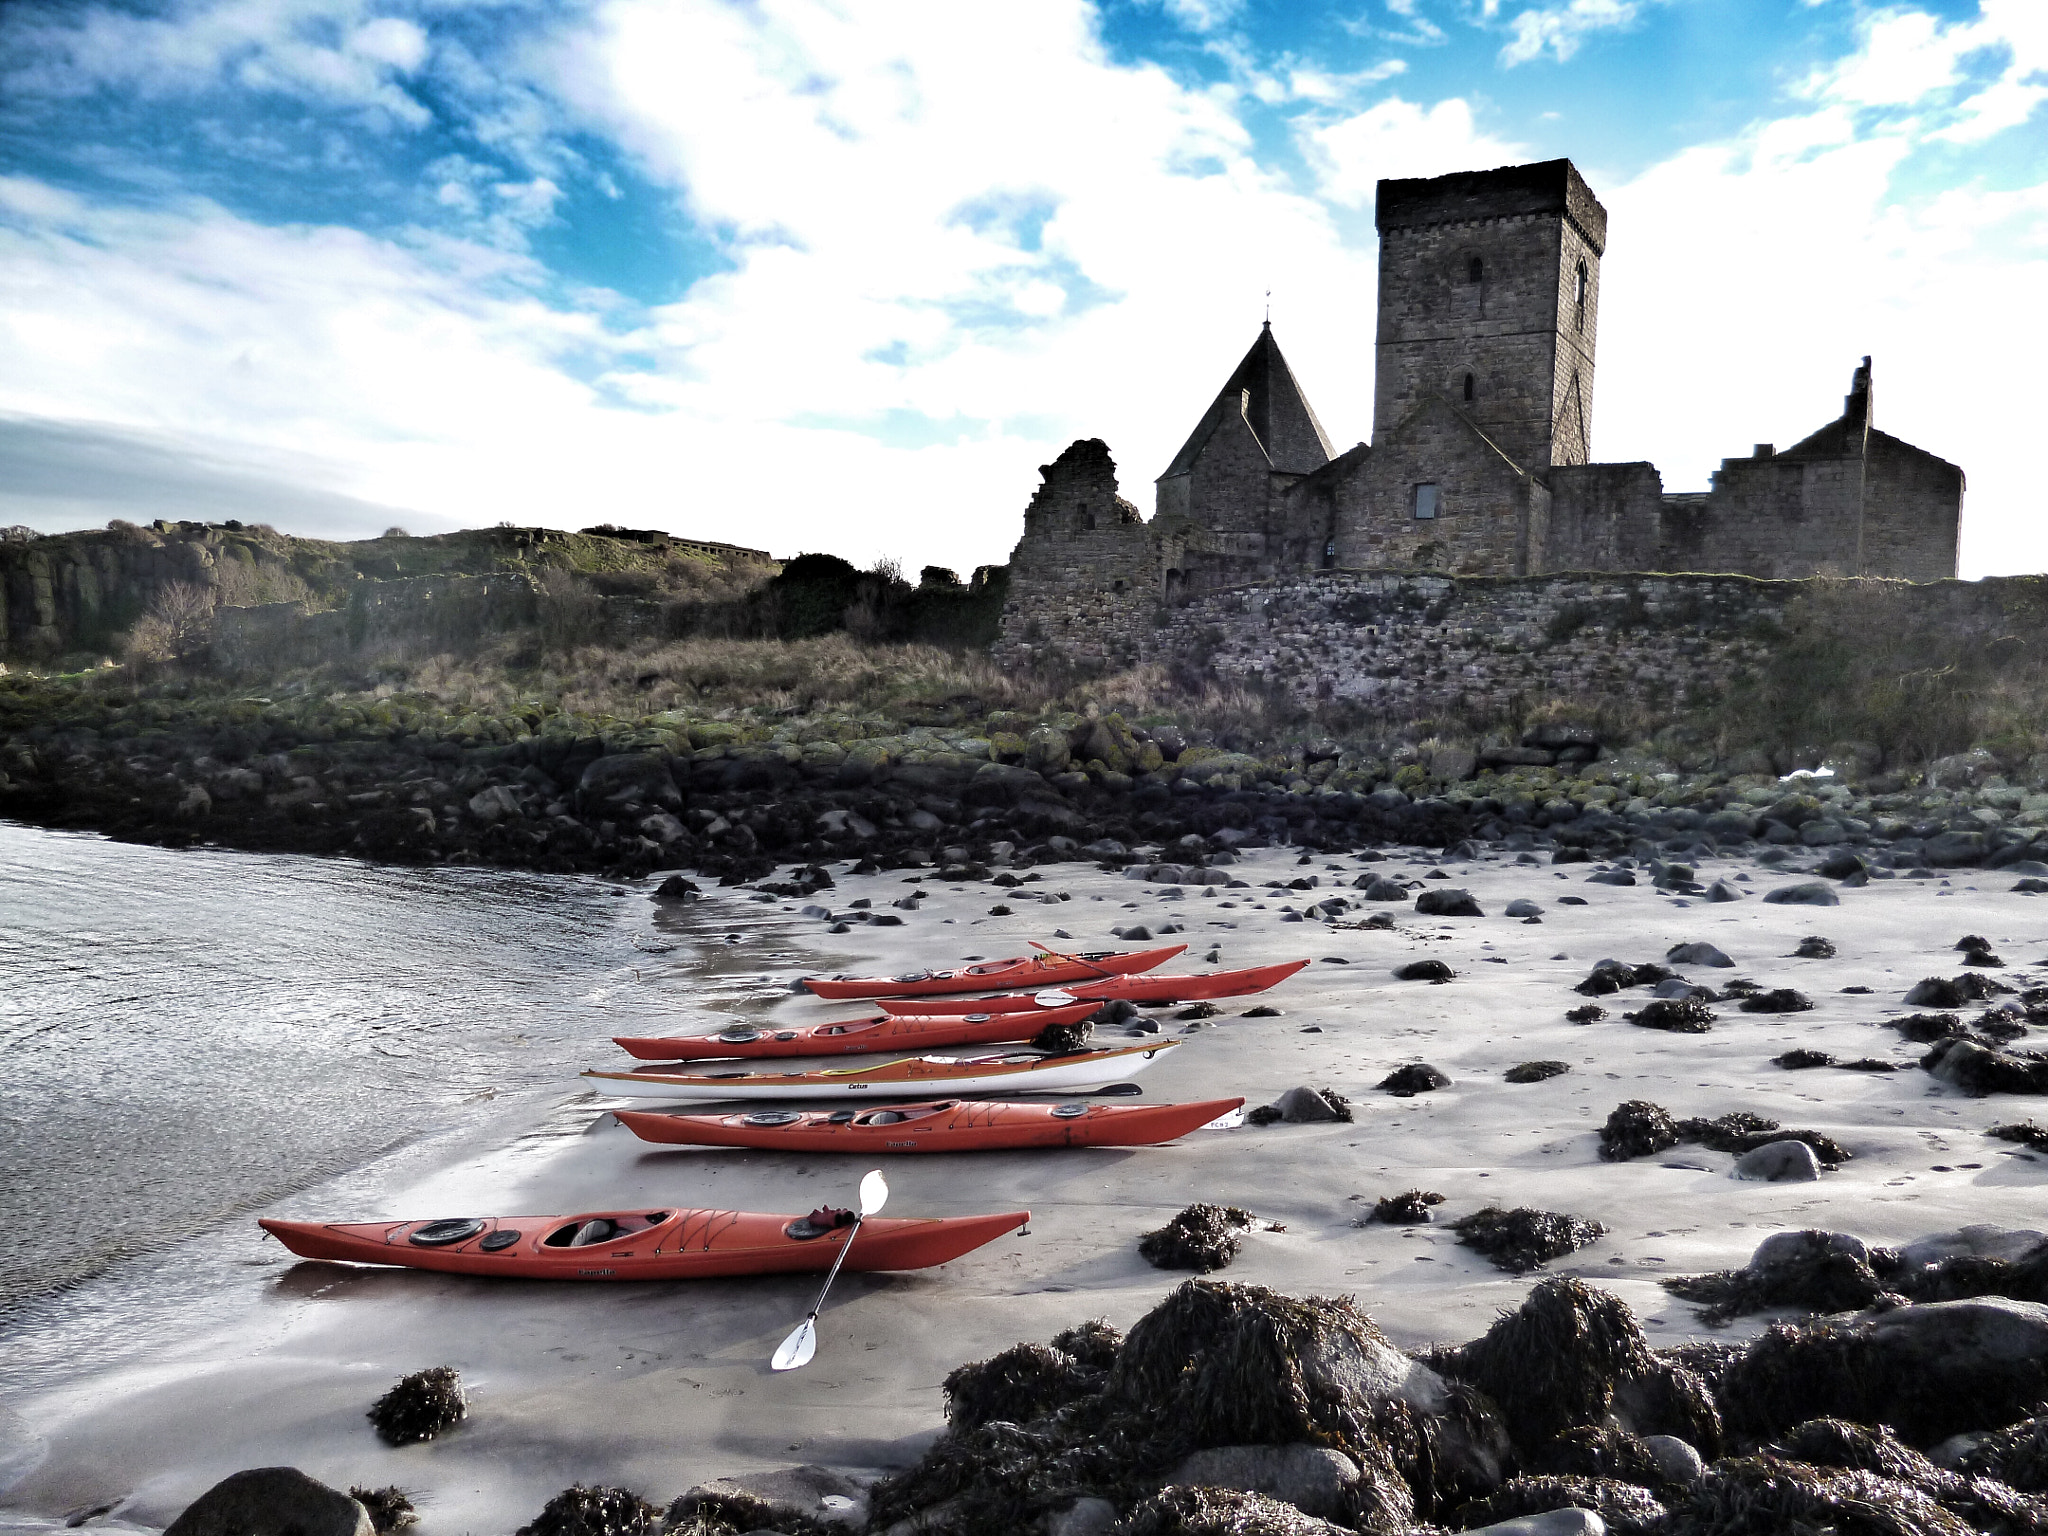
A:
5;688;2046;890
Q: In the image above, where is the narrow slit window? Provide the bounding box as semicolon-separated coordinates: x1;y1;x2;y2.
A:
1574;260;1588;331
1413;484;1440;520
1462;372;1476;403
1322;539;1337;568
1467;256;1483;284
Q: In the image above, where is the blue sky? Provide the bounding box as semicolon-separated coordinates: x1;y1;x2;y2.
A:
0;0;2042;575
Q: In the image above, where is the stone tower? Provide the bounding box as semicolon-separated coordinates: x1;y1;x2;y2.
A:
1372;159;1607;470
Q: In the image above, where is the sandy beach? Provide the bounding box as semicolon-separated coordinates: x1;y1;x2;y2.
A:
3;842;2042;1533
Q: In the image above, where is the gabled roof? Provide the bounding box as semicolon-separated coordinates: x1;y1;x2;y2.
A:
1158;323;1336;481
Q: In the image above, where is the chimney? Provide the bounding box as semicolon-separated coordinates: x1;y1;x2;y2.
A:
1844;356;1873;428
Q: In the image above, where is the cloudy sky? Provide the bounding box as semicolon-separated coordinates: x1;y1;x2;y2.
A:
0;0;2040;576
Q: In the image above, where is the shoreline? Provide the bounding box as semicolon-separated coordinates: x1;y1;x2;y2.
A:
4;831;2046;1531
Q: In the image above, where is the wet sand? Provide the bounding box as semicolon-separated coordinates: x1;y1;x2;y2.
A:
3;846;2043;1532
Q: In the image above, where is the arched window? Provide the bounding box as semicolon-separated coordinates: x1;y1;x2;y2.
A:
1467;256;1484;284
1574;259;1588;331
1462;372;1476;403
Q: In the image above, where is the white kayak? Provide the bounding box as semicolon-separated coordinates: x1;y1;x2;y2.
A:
580;1040;1182;1101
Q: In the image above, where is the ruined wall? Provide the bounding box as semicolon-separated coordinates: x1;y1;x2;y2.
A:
996;439;1158;668
1545;462;1662;572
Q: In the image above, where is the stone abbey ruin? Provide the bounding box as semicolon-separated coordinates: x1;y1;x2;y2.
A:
996;158;1966;670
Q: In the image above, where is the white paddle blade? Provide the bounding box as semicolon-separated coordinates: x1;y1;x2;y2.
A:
859;1169;889;1217
772;1317;817;1372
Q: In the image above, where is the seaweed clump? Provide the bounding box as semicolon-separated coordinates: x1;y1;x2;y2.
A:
368;1366;466;1447
1505;1060;1570;1083
1892;1011;1966;1042
1739;988;1815;1014
1393;959;1454;982
1378;1063;1450;1096
1990;1121;2048;1152
1139;1204;1256;1272
1658;1457;1976;1536
1566;1004;1608;1023
1362;1190;1443;1225
944;1339;1113;1432
1663;1242;1895;1327
1794;936;1838;958
515;1485;663;1536
1775;1048;1836;1069
1119;1485;1343;1536
1629;997;1718;1032
1450;1276;1651;1448
1601;1103;1849;1167
349;1487;418;1533
1450;1207;1607;1273
1923;1036;2048;1095
1031;1018;1095;1053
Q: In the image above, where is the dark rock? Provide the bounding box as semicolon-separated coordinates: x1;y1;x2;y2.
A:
1666;942;1735;968
1164;1445;1369;1523
1140;1205;1257;1272
1504;899;1544;918
1450;1208;1607;1273
1906;973;2009;1007
1588;869;1637;886
1415;887;1482;917
1923;1036;2048;1095
1379;1063;1451;1096
653;874;701;901
1393;959;1455;982
166;1470;371;1536
368;1365;465;1446
1762;882;1840;907
1817;849;1870;880
1664;1231;1892;1328
1732;1139;1824;1182
1506;1060;1570;1083
1924;830;1989;867
1359;875;1409;901
1705;880;1744;902
1241;1005;1283;1018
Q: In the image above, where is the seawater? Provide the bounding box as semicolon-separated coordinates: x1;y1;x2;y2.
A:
0;822;807;1398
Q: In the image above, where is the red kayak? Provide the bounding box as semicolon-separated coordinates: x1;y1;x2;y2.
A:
874;959;1310;1016
802;944;1185;1000
616;1096;1246;1153
259;1206;1029;1280
613;1000;1100;1062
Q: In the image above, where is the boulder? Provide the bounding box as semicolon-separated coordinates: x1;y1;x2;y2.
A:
1732;1139;1823;1182
165;1469;371;1536
1639;1436;1705;1487
1762;881;1839;907
1165;1444;1363;1520
1431;748;1479;781
1252;1085;1353;1124
1047;1496;1119;1536
1924;830;1989;867
1664;942;1734;968
468;784;525;822
638;812;686;844
667;1465;869;1530
1415;888;1483;917
1505;899;1544;918
578;752;680;811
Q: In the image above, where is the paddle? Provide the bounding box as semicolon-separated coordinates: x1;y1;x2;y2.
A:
771;1169;889;1373
1028;940;1120;981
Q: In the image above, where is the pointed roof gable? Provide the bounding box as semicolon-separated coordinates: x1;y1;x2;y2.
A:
1159;323;1337;481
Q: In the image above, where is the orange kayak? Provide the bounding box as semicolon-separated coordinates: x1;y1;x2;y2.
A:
613;1000;1100;1061
581;1039;1181;1100
616;1096;1245;1153
875;960;1310;1016
801;944;1185;1000
259;1206;1029;1280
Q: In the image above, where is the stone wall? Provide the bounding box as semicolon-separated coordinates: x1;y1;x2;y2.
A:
1148;571;1787;720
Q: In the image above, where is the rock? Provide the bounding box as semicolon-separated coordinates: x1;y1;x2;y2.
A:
1431;748;1479;781
1587;870;1636;886
1393;959;1455;982
666;1465;869;1531
1359;875;1410;901
1924;830;1989;867
1639;1435;1704;1487
1705;881;1743;902
1166;1444;1363;1520
1118;1485;1353;1536
165;1469;371;1536
516;1485;662;1536
468;783;524;822
654;874;701;901
1505;899;1544;918
1505;1060;1570;1083
1664;942;1734;968
578;751;680;811
1462;1512;1607;1536
1047;1495;1119;1536
1249;1085;1353;1124
1762;881;1839;906
176;782;212;818
1732;1139;1823;1182
638;811;686;844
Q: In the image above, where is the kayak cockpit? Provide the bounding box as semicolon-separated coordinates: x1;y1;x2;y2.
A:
542;1212;672;1248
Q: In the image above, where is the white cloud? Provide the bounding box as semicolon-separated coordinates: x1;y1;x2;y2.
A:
1805;1;2048;144
1301;96;1528;206
1498;0;1639;67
